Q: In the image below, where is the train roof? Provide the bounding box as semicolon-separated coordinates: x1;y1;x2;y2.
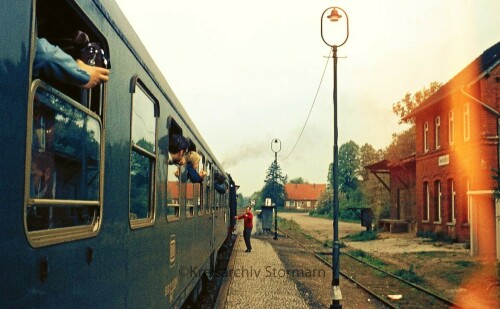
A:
92;0;227;174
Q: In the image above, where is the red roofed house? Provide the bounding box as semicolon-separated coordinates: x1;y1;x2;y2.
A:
284;183;327;210
406;42;500;258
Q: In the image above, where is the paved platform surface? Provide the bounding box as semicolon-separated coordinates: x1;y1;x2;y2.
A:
221;236;309;309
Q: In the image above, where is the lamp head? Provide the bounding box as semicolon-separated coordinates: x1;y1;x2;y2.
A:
327;8;342;22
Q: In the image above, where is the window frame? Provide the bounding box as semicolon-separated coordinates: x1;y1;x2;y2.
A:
423;181;429;222
166;118;183;222
129;78;159;229
463;103;470;142
24;80;104;247
448;110;454;145
435;116;441;150
423;121;429;153
433;180;442;223
447;179;456;223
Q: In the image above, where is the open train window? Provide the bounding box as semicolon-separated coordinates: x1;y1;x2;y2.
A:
25;80;103;247
205;161;212;214
166;119;182;221
197;154;206;215
129;79;158;228
185;141;196;218
34;0;110;117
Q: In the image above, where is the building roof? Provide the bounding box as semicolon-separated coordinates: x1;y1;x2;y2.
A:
284;183;327;201
406;41;500;118
167;181;196;199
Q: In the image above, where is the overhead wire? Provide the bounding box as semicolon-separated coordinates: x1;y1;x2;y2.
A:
281;49;332;161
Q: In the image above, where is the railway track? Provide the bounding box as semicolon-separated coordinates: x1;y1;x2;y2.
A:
278;227;463;309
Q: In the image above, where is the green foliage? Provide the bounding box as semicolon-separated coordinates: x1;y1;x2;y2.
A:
343;230;378;242
384;126;416;161
392;81;442;125
289;177;308;184
455;260;474;268
393;265;424;284
416;230;455;243
493;168;500;199
349;250;388;269
278;217;302;233
259;160;287;209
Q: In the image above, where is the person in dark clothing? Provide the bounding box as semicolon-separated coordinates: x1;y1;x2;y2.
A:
214;172;227;194
235;206;253;252
34;37;110;89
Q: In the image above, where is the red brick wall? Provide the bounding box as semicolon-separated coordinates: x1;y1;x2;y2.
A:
413;66;499;242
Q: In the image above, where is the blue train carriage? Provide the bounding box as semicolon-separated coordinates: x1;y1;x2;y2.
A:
0;0;237;308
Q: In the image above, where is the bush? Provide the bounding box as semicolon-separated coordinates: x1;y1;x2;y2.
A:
394;265;424;284
343;230;378;242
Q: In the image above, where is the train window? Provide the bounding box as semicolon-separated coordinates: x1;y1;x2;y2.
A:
35;0;110;117
129;81;158;228
166;120;182;221
197;155;206;215
25;81;102;247
205;162;212;214
186;181;195;218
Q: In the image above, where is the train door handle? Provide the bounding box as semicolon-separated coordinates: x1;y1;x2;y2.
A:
40;257;49;282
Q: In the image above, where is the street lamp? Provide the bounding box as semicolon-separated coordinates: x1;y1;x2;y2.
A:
321;6;349;309
271;138;281;240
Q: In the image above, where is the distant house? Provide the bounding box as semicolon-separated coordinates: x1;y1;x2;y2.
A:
284;183;326;209
405;42;500;258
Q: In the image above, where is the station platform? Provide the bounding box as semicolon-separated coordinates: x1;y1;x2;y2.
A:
217;235;309;308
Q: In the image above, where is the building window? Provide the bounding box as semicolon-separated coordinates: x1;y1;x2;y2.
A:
424;121;429;153
447;179;456;223
448;110;454;145
423;182;429;221
129;81;158;227
466;179;470;223
463;103;470;141
433;180;441;222
435;116;441;149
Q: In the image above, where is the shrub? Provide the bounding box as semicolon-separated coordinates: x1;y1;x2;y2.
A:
343;230;378;242
394;265;424;284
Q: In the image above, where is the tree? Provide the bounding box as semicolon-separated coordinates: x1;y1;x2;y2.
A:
359;143;384;181
289;177;308;184
338;140;361;199
384;126;416;161
392;81;442;124
259;161;287;209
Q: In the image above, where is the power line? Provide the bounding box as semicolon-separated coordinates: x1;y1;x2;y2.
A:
281;50;331;161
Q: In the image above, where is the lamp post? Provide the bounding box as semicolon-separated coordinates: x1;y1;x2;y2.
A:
271;138;281;240
321;6;349;309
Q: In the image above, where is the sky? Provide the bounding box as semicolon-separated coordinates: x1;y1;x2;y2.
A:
114;0;500;196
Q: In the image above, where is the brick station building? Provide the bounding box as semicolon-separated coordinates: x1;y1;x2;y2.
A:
405;42;500;257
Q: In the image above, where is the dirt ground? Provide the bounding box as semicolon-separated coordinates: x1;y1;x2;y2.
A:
276;212;500;309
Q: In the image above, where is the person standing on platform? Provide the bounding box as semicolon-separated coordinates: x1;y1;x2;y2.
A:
235;206;253;252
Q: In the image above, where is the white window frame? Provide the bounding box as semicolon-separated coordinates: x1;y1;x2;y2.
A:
424;121;429;153
434;180;442;223
448;110;454;145
449;179;456;223
463;103;470;141
423;182;430;221
435;116;441;149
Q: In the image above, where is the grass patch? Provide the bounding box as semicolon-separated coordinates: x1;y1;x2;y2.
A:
454;260;474;268
349;249;388;270
393;265;424;285
343;230;378;242
416;230;454;243
278;217;302;233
